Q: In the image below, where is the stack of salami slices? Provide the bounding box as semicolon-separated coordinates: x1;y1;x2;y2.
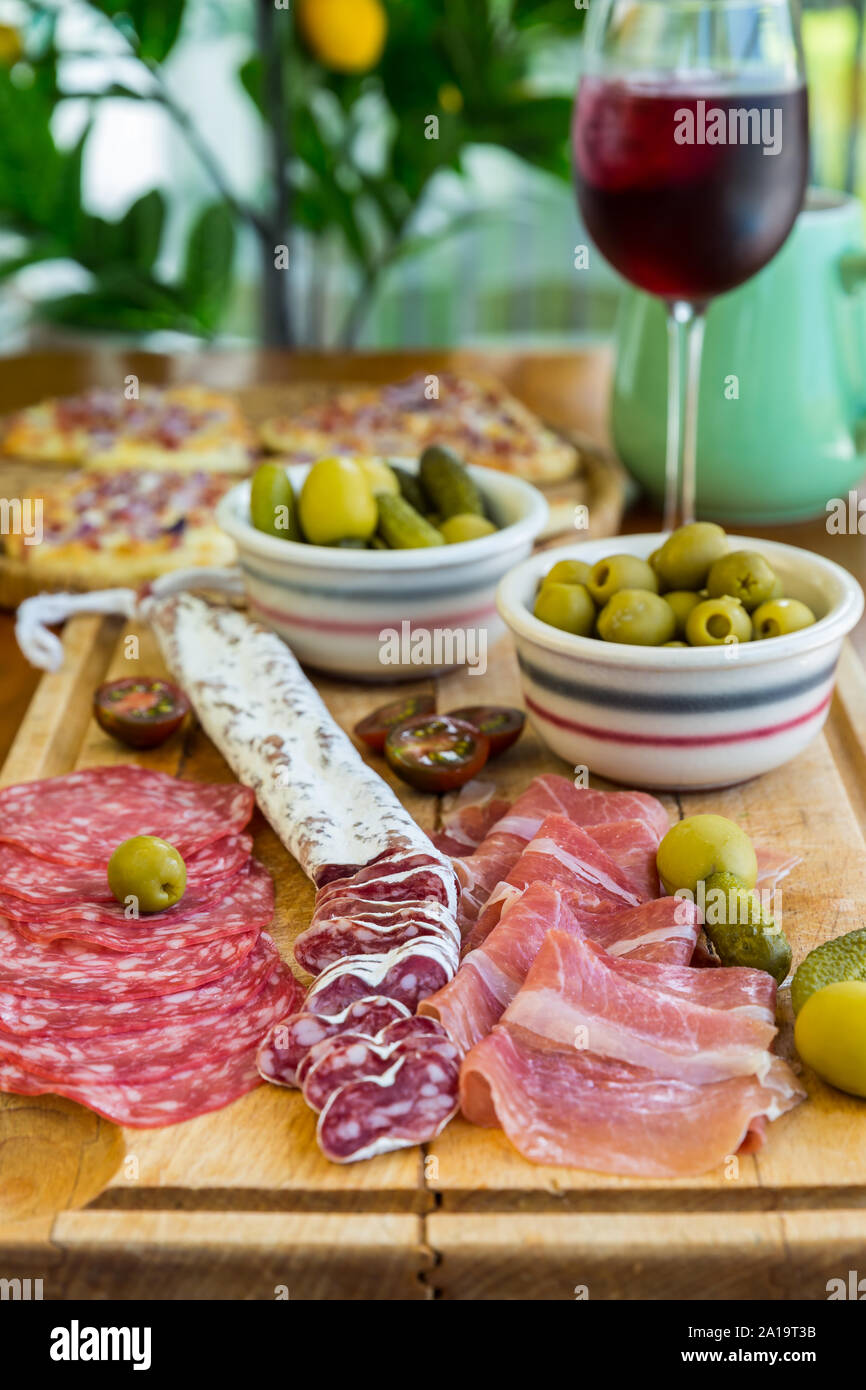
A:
0;765;303;1127
259;851;464;1163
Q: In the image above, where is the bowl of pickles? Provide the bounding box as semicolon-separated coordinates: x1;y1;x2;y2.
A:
497;524;864;791
217;448;548;679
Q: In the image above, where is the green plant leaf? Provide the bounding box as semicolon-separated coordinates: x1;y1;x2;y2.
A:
86;0;187;63
118;189;166;272
180;202;236;331
510;0;589;31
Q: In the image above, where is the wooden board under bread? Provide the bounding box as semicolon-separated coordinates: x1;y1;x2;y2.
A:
2;618;866;1300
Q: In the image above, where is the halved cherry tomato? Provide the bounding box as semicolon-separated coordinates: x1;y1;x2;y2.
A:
94;678;190;750
354;693;436;752
384;716;490;794
448;706;525;759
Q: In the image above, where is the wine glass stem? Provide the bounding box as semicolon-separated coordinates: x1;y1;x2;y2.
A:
664;301;706;530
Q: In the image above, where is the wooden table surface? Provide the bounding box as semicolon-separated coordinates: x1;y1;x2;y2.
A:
1;345;863;768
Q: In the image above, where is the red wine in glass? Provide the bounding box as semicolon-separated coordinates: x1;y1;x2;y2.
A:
574;79;810;303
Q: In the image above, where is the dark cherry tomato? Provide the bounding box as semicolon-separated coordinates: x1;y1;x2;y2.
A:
354;693;436;752
448;706;526;759
94;678;190;750
384;715;490;794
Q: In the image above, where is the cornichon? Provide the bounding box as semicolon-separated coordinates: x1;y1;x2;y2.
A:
418;445;485;520
390;464;428;515
702;871;792;985
376;494;444;549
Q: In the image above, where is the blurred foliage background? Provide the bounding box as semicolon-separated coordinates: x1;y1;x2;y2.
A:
0;0;863;350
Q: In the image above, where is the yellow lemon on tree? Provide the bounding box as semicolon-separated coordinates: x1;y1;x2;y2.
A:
0;25;23;66
298;0;387;74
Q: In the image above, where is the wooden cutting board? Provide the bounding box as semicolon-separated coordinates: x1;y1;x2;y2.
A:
1;615;866;1300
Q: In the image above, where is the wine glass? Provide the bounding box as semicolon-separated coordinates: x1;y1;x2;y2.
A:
573;0;809;529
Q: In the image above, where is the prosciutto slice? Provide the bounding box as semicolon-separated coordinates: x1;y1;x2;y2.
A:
432;781;512;857
453;774;668;931
501;932;778;1084
466;814;644;952
421;883;701;1054
460;931;804;1177
583;819;662;901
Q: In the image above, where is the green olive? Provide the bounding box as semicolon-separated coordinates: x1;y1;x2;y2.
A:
752;598;816;640
596;589;676;646
250;463;301;541
657;815;758;897
792;927;866;1016
795;982;866;1097
299;457;377;546
587;554;658;606
439;513;498;544
685;596;752;647
534;582;595;637
107;835;187;914
357;457;400;497
541;559;593;589
663;640;688;647
706;550;779;612
663;590;702;638
654;523;729;591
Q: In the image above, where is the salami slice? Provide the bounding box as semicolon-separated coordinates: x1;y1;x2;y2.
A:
10;859;274;951
304;937;458;1016
0;1049;256;1130
295;901;459;976
0;766;254;868
313;860;458;917
377;1015;454;1048
0;951;302;1087
0;834;252;907
0;957;300;1126
302;1027;461;1112
256;995;410;1089
0;933;294;1039
317;1051;460;1163
0;917;258;1001
295;1014;453;1091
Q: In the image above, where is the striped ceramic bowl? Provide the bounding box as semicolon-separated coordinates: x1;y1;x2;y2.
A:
498;533;864;791
218;461;548;679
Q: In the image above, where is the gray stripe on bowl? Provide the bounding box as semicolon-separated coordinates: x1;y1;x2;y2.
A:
517;653;838;714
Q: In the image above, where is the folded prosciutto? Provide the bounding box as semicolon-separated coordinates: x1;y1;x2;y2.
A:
465;813;646;951
460;931;804;1177
432;781;512;858
452;774;669;933
421;883;701;1055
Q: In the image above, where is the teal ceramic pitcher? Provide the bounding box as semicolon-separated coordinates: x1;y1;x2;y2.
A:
611;190;866;523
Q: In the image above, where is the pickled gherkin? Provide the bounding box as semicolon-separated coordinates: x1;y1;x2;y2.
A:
250;463;301;541
791;927;866;1015
377;494;444;549
419;445;485;520
390;465;428;515
702;871;792;985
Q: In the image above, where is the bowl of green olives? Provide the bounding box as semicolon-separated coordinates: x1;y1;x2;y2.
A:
217;449;548;679
497;524;863;790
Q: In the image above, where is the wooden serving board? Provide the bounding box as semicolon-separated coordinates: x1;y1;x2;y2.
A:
2;616;866;1300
